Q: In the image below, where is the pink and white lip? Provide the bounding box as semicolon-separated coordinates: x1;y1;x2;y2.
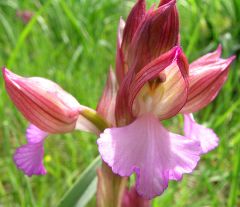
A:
97;113;201;199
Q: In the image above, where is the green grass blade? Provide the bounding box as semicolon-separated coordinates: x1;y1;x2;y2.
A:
227;144;240;207
57;156;101;207
7;0;52;68
0;9;15;46
213;99;240;128
59;0;90;42
76;177;97;207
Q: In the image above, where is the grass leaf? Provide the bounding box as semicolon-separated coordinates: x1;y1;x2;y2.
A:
57;156;101;207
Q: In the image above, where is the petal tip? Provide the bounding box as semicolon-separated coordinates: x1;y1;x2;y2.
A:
175;46;183;56
216;44;222;54
2;66;6;72
228;55;236;63
2;67;8;79
184;114;220;154
159;0;176;8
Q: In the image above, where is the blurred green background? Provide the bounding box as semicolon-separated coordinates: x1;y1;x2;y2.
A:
0;0;239;206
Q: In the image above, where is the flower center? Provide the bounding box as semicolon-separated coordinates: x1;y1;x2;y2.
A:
148;73;166;92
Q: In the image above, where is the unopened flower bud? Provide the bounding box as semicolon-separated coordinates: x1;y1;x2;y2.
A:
3;67;81;133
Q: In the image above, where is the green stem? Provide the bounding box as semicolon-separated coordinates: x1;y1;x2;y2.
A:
81;108;109;132
82;108;127;206
96;162;127;207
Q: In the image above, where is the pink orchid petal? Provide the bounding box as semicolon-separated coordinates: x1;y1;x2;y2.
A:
127;0;179;72
3;68;100;135
129;47;189;120
14;141;46;176
26;124;48;143
98;114;201;199
158;0;180;42
2;68;81;133
116;18;126;84
180;47;235;113
159;0;175;6
115;69;136;126
115;47;189;125
184;114;219;154
122;0;146;53
13;124;47;176
189;45;222;69
97;68;117;126
117;17;125;47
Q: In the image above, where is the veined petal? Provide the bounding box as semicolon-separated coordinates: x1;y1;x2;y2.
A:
189;45;222;69
14;142;46;176
97;68;118;126
158;0;179;43
159;0;175;5
122;0;146;53
127;0;179;72
3;68;103;135
115;69;136;126
97;114;201;199
14;124;47;176
180;48;235;113
26;124;48;143
116;18;126;84
3;68;81;133
184;114;219;154
115;47;188;125
129;47;189;120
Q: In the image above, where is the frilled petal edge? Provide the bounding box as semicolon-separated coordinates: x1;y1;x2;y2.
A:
184;114;219;154
14;142;46;176
14;124;47;176
97;114;201;199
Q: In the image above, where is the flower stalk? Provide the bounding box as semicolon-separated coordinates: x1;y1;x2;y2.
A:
97;163;127;207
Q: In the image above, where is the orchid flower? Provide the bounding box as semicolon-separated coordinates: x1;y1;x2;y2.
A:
97;0;235;200
2;68;106;176
2;0;236;203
